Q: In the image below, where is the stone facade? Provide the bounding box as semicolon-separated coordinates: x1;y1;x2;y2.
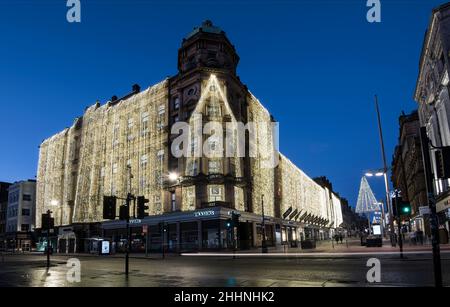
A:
414;3;450;232
391;111;428;233
36;21;343;242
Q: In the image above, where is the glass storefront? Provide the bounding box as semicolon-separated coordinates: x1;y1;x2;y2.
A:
180;222;198;251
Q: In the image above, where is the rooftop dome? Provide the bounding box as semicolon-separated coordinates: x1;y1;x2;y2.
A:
184;20;224;40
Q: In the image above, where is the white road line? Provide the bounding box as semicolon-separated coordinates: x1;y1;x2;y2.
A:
181;250;450;257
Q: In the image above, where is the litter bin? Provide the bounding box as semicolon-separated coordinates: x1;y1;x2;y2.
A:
360;235;367;246
301;240;316;249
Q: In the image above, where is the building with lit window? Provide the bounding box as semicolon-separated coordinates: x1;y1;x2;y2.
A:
414;3;450;240
391;111;429;236
0;181;12;249
5;180;36;251
36;21;343;252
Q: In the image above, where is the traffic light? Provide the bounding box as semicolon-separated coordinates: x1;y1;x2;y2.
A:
103;196;117;220
137;196;149;219
226;219;232;229
231;211;240;226
398;202;411;216
435;147;450;179
159;222;168;233
41;213;54;230
119;204;129;220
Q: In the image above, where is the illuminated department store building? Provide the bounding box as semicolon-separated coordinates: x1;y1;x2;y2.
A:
36;21;343;253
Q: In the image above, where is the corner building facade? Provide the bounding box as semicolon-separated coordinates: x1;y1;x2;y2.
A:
37;21;343;252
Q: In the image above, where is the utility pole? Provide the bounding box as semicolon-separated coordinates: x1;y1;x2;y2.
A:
419;127;442;287
374;95;395;245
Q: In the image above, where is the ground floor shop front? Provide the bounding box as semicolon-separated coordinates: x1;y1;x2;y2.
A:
100;206;333;253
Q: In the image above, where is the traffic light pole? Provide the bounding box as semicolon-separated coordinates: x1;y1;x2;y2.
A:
125;193;132;277
419;127;442;287
393;192;404;259
46;210;51;269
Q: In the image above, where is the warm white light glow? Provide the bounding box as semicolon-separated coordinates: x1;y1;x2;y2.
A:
50;200;58;206
169;172;179;182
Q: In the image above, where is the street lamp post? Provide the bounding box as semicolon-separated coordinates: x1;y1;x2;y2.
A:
374;96;395;245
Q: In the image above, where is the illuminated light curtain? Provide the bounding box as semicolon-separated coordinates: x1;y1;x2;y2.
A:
355;176;379;214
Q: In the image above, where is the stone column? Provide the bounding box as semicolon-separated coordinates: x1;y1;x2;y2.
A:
176;222;181;253
252;222;257;247
197;220;202;250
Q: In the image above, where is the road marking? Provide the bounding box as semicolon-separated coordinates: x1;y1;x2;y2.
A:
181;250;450;257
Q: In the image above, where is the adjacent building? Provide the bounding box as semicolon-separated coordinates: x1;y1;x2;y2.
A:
0;181;11;249
414;2;450;238
391;111;429;235
36;21;343;253
6;180;36;250
314;177;366;236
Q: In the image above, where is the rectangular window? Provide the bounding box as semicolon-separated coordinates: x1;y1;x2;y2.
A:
158;105;166;115
23;194;31;201
113;124;120;147
141;112;149;135
21;224;30;232
112;163;118;174
171;192;176;212
157;150;164;164
100;166;105;177
22;209;30;216
155;170;162;186
140;154;148;168
209;185;222;202
208;160;221;174
207;105;220;117
155;195;162;213
140;176;147;190
173;97;180;110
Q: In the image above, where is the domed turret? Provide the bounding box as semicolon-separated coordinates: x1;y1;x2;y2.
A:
177;20;240;75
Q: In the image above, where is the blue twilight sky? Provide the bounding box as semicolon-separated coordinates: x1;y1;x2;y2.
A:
0;0;446;207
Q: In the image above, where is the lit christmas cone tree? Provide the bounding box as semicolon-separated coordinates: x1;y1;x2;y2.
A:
355;176;380;234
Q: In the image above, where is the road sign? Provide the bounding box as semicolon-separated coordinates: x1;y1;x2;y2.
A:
129;219;142;224
419;206;431;216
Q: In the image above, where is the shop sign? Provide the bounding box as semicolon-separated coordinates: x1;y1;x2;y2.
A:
419;206;431;216
437;198;450;213
194;210;215;217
